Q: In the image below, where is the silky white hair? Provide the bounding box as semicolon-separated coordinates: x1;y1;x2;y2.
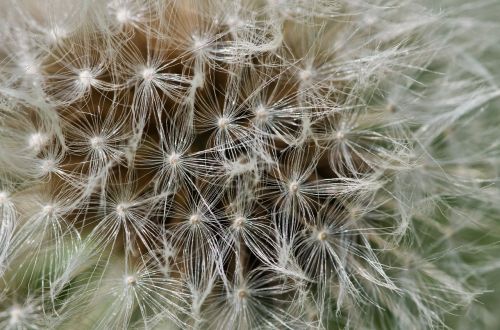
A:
0;0;500;329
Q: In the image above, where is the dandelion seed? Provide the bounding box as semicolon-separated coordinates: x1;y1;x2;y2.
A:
233;216;246;229
116;8;132;24
1;0;499;329
0;296;46;330
191;34;208;51
167;152;180;167
48;26;68;43
217;116;230;130
189;213;201;226
317;231;327;241
39;159;56;176
27;132;48;152
124;274;137;286
237;289;248;299
78;70;95;88
254;105;269;123
42;204;55;216
298;68;314;83
0;191;8;205
88;136;103;149
288;181;299;195
140;67;156;82
115;203;129;217
8;305;23;326
20;59;39;76
225;15;243;30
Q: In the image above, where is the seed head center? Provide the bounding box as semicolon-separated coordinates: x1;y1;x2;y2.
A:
168;152;180;166
255;106;269;122
218;117;230;129
116;8;132;23
189;213;201;225
125;275;137;286
0;191;9;204
141;67;156;82
40;159;56;174
116;203;129;216
299;68;314;82
43;204;55;216
9;306;23;325
289;181;299;194
28;132;48;151
317;231;328;241
90;136;106;150
238;289;249;299
79;70;95;87
233;216;246;228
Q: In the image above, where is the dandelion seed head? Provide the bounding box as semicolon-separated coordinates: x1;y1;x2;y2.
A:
78;70;95;87
232;216;246;229
191;72;205;89
335;130;345;140
298;68;314;83
141;67;156;82
1;0;498;329
115;203;129;217
387;103;397;113
42;204;55;216
225;15;243;29
116;8;132;24
39;159;56;175
217;116;230;130
20;59;39;75
89;135;106;150
167;152;181;166
289;181;299;195
27;132;48;152
189;213;201;225
124;275;137;286
254;105;269;123
317;231;327;241
0;191;9;205
237;289;249;300
162;243;176;260
48;26;68;43
191;34;208;51
8;305;23;326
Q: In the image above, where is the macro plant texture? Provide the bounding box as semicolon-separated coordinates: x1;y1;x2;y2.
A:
1;0;500;329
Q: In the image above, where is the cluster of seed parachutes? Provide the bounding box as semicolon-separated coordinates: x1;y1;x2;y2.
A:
1;0;499;329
